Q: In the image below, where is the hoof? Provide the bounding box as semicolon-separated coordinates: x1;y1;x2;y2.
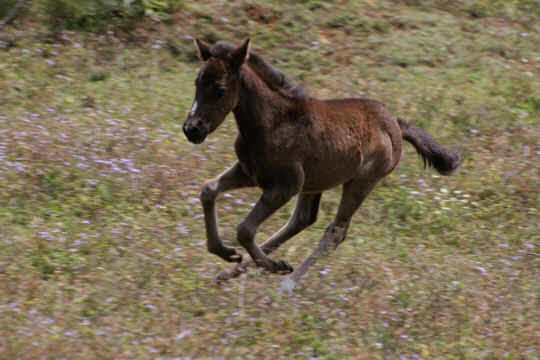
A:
215;270;231;283
228;253;242;262
218;246;243;263
275;260;294;275
215;263;248;283
280;277;296;295
260;259;293;275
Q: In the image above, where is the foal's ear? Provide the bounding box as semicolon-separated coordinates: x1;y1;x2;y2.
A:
194;38;212;61
230;38;250;72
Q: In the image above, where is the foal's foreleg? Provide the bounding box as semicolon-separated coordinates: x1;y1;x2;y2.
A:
201;162;254;263
236;178;304;273
216;193;321;281
281;179;379;294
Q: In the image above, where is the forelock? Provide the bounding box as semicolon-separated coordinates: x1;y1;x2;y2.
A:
199;59;228;84
209;41;236;59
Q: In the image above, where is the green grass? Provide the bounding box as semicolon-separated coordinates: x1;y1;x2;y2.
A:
0;0;539;358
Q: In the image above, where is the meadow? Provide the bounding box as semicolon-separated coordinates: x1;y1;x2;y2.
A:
0;1;538;358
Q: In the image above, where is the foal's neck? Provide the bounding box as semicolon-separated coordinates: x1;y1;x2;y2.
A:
232;66;294;140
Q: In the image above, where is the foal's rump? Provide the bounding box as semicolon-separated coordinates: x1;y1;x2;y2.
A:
300;98;403;191
300;98;459;193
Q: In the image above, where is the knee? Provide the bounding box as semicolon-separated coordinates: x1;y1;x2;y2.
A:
237;222;255;247
200;181;217;205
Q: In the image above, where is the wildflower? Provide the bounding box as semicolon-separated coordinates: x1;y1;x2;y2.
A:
474;266;488;276
319;268;330;275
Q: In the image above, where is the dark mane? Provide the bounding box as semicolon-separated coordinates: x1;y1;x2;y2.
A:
210;41;307;100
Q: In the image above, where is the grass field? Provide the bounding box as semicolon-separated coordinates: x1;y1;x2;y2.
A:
0;1;538;358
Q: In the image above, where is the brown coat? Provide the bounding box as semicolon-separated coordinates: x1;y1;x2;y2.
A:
183;39;460;292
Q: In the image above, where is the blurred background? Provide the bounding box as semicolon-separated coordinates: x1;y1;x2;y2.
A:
0;1;538;359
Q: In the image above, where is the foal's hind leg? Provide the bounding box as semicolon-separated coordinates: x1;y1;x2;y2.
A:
216;193;321;281
201;162;255;263
281;178;380;294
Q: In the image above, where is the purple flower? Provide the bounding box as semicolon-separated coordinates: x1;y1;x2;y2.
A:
474;266;488;276
42;317;55;325
319;268;330;275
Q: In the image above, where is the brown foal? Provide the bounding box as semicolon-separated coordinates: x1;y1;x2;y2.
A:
183;39;461;293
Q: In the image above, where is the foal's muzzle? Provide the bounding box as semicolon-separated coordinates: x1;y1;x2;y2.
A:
183;120;207;144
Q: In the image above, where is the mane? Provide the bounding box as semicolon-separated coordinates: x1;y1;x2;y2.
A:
210;41;307;100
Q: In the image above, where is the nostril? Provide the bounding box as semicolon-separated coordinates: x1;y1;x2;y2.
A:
191;126;201;137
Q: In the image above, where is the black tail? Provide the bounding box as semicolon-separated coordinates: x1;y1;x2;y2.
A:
398;117;461;175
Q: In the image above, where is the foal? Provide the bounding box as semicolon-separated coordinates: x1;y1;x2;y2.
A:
183;39;460;293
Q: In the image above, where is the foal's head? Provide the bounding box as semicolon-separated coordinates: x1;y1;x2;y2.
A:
183;39;250;144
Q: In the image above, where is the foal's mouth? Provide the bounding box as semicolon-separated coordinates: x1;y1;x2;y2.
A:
187;135;206;144
184;131;208;144
183;122;208;144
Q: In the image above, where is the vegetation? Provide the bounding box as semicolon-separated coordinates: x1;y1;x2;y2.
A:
0;0;538;358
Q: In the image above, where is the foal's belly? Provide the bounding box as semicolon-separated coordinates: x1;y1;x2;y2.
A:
301;151;364;193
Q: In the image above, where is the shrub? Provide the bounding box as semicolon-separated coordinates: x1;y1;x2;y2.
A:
0;0;30;25
43;0;184;31
0;0;19;19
